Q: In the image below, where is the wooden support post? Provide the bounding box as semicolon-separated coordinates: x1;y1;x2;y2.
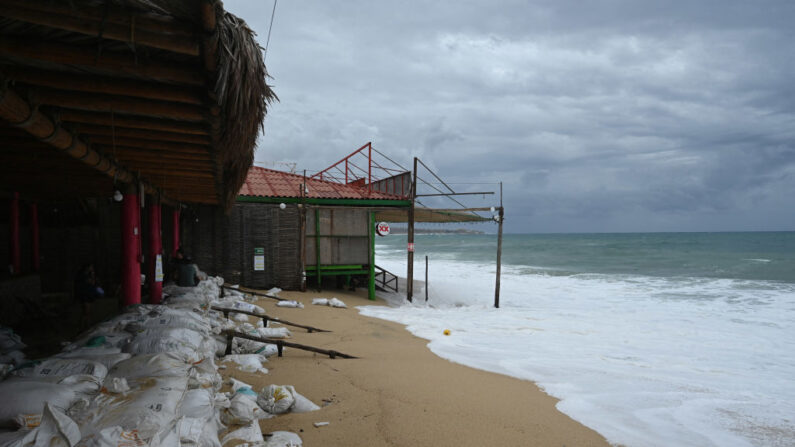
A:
425;255;429;302
225;332;233;356
172;208;180;256
315;208;321;292
30;202;39;272
368;211;376;300
494;182;504;308
8;192;20;275
148;198;163;304
121;185;141;307
407;157;418;302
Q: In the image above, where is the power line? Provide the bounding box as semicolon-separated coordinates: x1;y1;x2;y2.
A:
263;0;278;61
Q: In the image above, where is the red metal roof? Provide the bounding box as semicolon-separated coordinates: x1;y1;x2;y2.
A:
239;166;408;201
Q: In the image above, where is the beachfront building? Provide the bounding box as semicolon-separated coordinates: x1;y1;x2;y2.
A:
0;0;273;330
182;166;411;299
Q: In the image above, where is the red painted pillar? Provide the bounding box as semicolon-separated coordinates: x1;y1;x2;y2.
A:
30;203;39;272
121;190;141;306
148;200;163;304
172;208;180;256
9;192;21;275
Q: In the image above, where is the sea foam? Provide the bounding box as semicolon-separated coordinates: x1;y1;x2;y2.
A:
360;254;795;447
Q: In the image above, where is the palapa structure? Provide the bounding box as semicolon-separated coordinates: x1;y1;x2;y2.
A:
0;0;276;206
0;0;275;312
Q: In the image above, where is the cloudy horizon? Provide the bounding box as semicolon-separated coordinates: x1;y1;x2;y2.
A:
224;0;795;234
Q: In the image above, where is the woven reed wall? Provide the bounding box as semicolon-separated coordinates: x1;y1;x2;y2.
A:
185;203;301;290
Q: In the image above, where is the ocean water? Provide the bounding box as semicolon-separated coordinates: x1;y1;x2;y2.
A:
360;232;795;447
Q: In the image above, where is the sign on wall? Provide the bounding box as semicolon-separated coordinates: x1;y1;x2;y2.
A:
155;254;164;282
376;222;390;236
254;247;265;271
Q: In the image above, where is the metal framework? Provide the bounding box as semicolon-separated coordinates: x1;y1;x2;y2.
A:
310;142;409;196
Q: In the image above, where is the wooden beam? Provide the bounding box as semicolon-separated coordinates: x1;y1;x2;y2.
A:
2;67;204;105
0;82;184;204
33;88;206;122
100;147;213;162
0;2;200;56
74;124;211;145
0;0;195;37
60;111;209;136
0;37;204;86
87;136;210;154
223;330;357;359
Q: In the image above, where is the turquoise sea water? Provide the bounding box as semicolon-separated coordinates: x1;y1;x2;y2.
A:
367;231;795;447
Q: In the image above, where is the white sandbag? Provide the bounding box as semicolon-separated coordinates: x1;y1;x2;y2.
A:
79;426;158;447
53;351;131;370
123;328;215;362
107;352;193;381
257;327;291;339
0;363;13;378
221;420;263;446
256;385;319;415
104;377;130;395
0;380;78;428
220;393;268;426
62;333;131;353
311;298;328;306
227;378;255;395
256;385;295;415
328;298;347;308
275;301;303;309
189;357;221;390
0;328;26;353
218;300;264;315
266;287;282;296
72;376;189;442
124;313;210;335
178;389;215;421
0;403;81;446
221;355;268;374
231;313;249;322
8;358;108;394
264;431;303;447
0;350;25;366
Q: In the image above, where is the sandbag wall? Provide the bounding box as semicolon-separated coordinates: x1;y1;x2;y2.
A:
0;278;310;446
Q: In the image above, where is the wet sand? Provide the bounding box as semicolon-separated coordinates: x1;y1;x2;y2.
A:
222;288;610;446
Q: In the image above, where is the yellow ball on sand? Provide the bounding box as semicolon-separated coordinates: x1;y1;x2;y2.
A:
443;329;451;336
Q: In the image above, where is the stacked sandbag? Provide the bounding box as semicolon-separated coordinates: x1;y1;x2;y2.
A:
0;326;26;374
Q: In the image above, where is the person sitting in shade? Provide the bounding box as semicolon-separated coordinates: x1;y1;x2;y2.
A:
173;248;200;287
74;263;104;330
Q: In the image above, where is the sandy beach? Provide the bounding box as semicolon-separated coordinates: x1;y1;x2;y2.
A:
221;288;609;446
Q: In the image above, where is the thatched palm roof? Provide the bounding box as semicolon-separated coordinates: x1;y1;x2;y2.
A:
0;0;276;206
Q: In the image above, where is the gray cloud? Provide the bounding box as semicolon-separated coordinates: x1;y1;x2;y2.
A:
226;0;795;233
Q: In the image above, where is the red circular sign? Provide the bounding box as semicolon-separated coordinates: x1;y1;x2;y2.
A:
376;222;390;236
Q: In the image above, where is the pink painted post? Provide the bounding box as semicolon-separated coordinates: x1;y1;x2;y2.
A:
121;190;141;306
9;192;20;275
148;200;162;304
30;203;39;272
172;208;180;256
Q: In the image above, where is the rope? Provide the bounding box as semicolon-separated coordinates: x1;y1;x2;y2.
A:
263;0;278;61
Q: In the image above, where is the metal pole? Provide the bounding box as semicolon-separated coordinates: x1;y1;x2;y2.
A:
368;142;372;191
407;157;418;302
368;211;376;300
425;255;429;302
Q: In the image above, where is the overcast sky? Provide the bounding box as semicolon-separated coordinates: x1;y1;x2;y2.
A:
224;0;795;233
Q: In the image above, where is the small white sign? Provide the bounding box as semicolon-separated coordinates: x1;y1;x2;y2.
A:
254;255;265;271
376;222;390;236
155;254;164;282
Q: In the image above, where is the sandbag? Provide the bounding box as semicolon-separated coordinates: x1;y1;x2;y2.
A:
257;327;291;339
256;385;319;415
53;351;131;370
275;301;303;309
122;328;215;362
221;354;268;374
10;358;108;389
328;298;347;308
264;431;303;447
106;352;193;381
0;403;81;447
72;376;189;442
0;380;78;428
221;420;263;446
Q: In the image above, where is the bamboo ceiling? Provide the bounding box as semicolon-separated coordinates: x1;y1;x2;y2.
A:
0;0;276;206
